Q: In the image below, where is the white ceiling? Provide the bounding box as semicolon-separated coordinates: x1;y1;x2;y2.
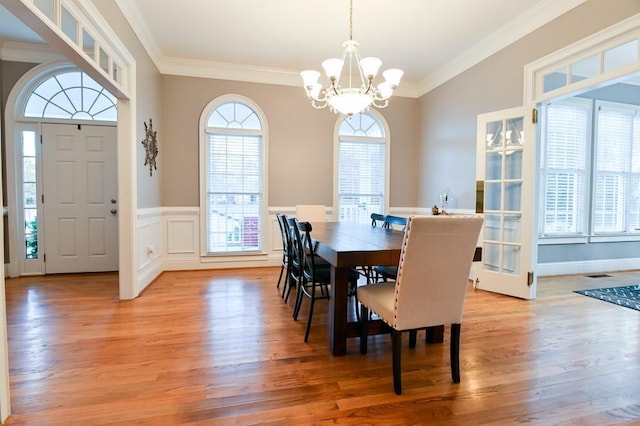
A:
114;0;587;96
1;0;590;96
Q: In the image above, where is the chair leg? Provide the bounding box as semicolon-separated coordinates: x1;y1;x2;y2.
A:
284;270;297;303
304;286;316;343
276;262;285;290
391;329;403;395
450;323;461;383
360;305;369;354
292;279;304;320
409;330;417;348
281;264;291;299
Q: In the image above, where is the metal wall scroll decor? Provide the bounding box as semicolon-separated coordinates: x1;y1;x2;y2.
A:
141;118;158;176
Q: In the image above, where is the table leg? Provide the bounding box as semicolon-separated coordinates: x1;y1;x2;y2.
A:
329;265;349;356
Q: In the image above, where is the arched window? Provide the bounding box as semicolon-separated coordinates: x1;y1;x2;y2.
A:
336;112;390;223
23;70;117;121
199;96;267;254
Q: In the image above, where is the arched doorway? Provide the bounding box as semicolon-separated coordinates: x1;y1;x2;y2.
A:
5;62;118;276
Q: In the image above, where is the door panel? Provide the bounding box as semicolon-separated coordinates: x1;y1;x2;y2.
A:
476;107;537;299
42;123;118;273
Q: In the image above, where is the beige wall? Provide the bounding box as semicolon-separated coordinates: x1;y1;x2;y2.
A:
418;0;640;210
92;0;163;209
160;75;419;208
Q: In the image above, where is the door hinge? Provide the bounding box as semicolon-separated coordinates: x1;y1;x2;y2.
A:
41;194;44;203
40;134;43;144
43;253;46;263
531;108;538;124
527;271;534;287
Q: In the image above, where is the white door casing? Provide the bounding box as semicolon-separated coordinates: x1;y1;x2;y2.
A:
475;106;537;299
41;123;118;273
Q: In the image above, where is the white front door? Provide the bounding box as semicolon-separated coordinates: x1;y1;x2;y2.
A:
475;107;537;299
42;123;118;273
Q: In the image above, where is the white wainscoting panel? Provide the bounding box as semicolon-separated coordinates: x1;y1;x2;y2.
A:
163;207;200;270
137;208;163;293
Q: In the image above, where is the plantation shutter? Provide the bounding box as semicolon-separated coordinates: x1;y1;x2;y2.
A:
594;102;640;233
338;140;386;223
540;99;590;235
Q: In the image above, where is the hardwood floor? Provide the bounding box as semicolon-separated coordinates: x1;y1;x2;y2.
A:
4;268;640;425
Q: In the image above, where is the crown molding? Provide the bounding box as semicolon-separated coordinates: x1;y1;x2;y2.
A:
416;0;587;96
114;0;162;70
117;0;586;99
0;40;63;63
158;55;423;98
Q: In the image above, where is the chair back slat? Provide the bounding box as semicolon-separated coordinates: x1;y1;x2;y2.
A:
384;215;407;231
370;213;386;227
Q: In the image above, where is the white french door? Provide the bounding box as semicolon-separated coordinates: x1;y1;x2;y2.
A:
42;123;118;273
475;107;537;299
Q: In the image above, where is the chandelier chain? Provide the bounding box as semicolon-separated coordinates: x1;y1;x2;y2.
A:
349;0;353;41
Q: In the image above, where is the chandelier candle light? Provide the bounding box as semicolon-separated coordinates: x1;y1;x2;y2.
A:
300;0;403;116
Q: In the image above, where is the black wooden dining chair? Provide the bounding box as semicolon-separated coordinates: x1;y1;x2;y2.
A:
292;219;360;342
284;217;301;303
275;214;291;296
277;213;300;302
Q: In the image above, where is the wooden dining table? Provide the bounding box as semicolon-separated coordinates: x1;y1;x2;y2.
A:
309;220;482;356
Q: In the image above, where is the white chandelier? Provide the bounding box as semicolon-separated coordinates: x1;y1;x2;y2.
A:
300;0;403;116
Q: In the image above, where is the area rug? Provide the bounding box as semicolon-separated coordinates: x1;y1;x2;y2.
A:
574;285;640;311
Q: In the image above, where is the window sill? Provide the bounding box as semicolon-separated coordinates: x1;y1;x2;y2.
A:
589;234;640;243
538;236;588;245
200;251;269;263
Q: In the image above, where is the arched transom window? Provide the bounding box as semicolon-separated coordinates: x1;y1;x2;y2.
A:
23;70;117;121
336;112;389;223
200;98;266;254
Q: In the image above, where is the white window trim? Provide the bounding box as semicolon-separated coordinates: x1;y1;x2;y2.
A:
198;94;269;258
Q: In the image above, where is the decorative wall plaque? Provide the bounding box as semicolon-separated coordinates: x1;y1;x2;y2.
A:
141;118;158;176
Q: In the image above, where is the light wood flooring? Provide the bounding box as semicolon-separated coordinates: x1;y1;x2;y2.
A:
3;268;640;425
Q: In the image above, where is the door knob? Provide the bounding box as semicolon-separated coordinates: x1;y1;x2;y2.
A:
110;209;117;215
111;199;117;204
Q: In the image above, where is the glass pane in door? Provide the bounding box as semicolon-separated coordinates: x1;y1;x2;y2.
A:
482;115;524;275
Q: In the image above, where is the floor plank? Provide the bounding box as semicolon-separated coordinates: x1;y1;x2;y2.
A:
4;268;640;425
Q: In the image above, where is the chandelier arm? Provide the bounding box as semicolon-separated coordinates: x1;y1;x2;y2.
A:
371;99;390;109
311;99;329;109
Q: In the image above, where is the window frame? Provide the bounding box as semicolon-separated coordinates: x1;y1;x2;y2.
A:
333;111;391;223
198;94;268;257
538;97;592;241
591;99;640;239
538;96;640;244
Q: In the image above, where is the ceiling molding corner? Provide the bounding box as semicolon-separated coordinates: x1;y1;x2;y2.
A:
115;0;162;69
158;56;301;86
416;0;588;96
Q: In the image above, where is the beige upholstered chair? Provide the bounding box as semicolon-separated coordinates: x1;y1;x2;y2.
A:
295;205;326;222
357;215;483;395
